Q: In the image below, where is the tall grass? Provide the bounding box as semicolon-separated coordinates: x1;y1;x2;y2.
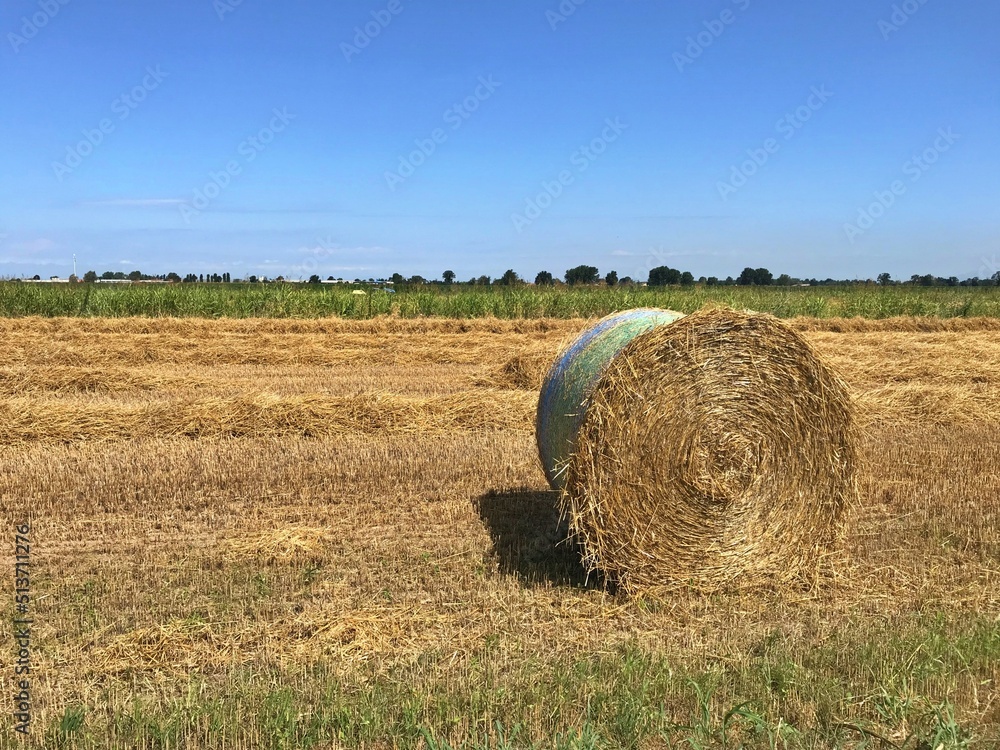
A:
2;282;1000;318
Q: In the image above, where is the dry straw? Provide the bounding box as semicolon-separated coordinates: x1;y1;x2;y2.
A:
558;308;858;593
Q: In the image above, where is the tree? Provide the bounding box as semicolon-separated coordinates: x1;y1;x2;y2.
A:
442;270;455;285
737;267;772;286
476;275;491;286
83;270;98;283
248;275;259;283
183;273;197;283
68;274;78;283
308;274;321;284
127;270;142;281
605;270;618;287
992;271;1000;286
706;276;719;286
776;273;793;286
680;271;695;286
877;272;892;286
648;266;681;286
619;276;633;286
496;269;521;286
390;273;405;285
534;271;554;286
565;265;599;285
166;272;181;283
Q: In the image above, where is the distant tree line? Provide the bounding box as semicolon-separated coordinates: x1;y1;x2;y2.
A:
30;266;1000;288
388;266;1000;288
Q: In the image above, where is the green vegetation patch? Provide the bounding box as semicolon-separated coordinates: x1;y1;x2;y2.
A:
34;613;998;749
3;282;1000;319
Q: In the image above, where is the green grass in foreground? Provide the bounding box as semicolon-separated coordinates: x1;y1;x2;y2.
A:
2;282;1000;318
24;612;998;750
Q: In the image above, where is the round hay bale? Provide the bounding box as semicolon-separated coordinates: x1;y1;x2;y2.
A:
536;308;685;490
561;308;857;592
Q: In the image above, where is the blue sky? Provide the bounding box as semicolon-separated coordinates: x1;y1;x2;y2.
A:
1;0;997;282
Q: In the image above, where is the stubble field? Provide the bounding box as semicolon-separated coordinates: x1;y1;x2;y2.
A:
2;315;999;749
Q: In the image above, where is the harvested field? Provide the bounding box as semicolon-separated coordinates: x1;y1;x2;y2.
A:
2;316;998;749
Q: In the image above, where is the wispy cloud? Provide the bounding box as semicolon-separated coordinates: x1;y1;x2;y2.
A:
83;198;186;207
12;238;58;253
0;257;61;266
612;248;726;259
297;243;390;256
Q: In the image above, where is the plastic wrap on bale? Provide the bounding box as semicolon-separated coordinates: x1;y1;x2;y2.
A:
536;308;685;490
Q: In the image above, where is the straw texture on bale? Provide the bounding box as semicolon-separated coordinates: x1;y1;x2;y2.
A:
561;308;857;592
536;308;685;489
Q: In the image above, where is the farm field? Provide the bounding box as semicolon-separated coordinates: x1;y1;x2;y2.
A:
2;315;999;749
3;282;1000;320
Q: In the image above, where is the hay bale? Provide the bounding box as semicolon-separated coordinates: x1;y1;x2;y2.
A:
536;308;685;489
554;308;857;592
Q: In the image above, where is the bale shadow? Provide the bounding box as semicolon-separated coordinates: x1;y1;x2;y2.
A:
474;488;604;589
